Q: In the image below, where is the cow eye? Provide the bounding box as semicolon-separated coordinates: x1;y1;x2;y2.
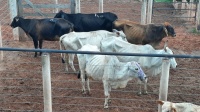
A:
135;68;138;70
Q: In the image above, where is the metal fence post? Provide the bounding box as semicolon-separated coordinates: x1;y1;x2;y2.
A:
158;58;170;112
41;53;52;112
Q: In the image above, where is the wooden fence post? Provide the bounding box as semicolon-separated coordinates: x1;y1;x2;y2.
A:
196;0;200;31
147;0;153;24
0;22;3;61
141;0;147;24
75;0;81;13
9;0;25;41
53;0;59;13
42;53;52;112
99;0;103;13
158;58;170;112
71;0;75;13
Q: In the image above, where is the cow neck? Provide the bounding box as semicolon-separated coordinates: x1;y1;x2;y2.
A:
19;18;35;34
164;27;168;37
150;49;164;67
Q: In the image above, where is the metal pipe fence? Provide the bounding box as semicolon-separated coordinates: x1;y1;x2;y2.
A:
0;47;200;111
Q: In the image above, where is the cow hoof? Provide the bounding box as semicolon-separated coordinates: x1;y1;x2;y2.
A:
88;92;92;96
137;92;142;96
82;93;87;97
108;99;112;104
143;91;148;95
81;90;87;95
104;105;109;109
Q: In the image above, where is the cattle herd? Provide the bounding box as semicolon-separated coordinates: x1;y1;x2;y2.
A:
10;10;199;110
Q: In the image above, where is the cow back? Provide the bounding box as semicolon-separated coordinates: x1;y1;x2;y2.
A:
36;18;73;41
54;10;118;32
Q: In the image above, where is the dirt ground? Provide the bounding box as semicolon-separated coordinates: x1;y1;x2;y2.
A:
0;0;200;112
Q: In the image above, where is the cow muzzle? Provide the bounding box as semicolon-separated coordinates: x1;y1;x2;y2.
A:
172;34;176;37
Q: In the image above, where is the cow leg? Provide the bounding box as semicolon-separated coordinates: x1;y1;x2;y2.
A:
81;69;87;95
103;80;110;109
108;84;112;104
39;40;43;56
137;79;142;95
32;38;38;57
143;77;148;95
68;54;76;72
86;78;91;95
62;53;68;72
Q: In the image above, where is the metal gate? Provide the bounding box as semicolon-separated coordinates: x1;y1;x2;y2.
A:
152;0;198;26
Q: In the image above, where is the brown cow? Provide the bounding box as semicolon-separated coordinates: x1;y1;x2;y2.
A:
113;19;176;48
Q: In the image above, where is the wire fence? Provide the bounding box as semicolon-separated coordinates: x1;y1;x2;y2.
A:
0;48;200;112
0;0;200;111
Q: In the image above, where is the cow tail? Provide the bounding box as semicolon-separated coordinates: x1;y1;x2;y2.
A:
59;35;65;63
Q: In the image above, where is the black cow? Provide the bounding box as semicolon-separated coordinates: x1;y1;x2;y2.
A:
10;16;74;57
54;10;118;32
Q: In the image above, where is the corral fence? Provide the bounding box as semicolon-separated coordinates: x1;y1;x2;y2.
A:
0;0;200;111
0;48;200;112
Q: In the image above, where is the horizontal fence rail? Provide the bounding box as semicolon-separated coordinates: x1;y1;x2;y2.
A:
0;47;200;58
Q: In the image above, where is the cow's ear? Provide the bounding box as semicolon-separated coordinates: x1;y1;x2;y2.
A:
164;22;170;26
116;32;120;37
171;103;177;112
157;100;164;105
172;107;177;112
15;17;19;22
112;29;120;37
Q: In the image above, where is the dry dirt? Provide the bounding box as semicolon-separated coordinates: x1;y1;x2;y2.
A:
0;0;200;112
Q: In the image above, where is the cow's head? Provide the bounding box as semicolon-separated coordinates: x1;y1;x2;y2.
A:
54;10;66;19
157;100;177;112
164;22;176;37
112;29;127;41
10;16;22;28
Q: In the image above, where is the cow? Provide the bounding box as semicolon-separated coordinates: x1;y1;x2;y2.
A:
77;44;147;108
59;30;127;72
157;100;200;112
100;36;177;77
10;16;74;57
54;10;118;32
100;37;177;95
113;19;176;48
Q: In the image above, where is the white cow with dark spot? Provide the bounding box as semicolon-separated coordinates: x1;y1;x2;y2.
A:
157;100;200;112
77;44;147;108
59;30;127;72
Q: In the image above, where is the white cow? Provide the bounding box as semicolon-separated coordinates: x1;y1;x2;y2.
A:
59;30;127;72
157;100;200;112
77;44;147;108
100;36;177;76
